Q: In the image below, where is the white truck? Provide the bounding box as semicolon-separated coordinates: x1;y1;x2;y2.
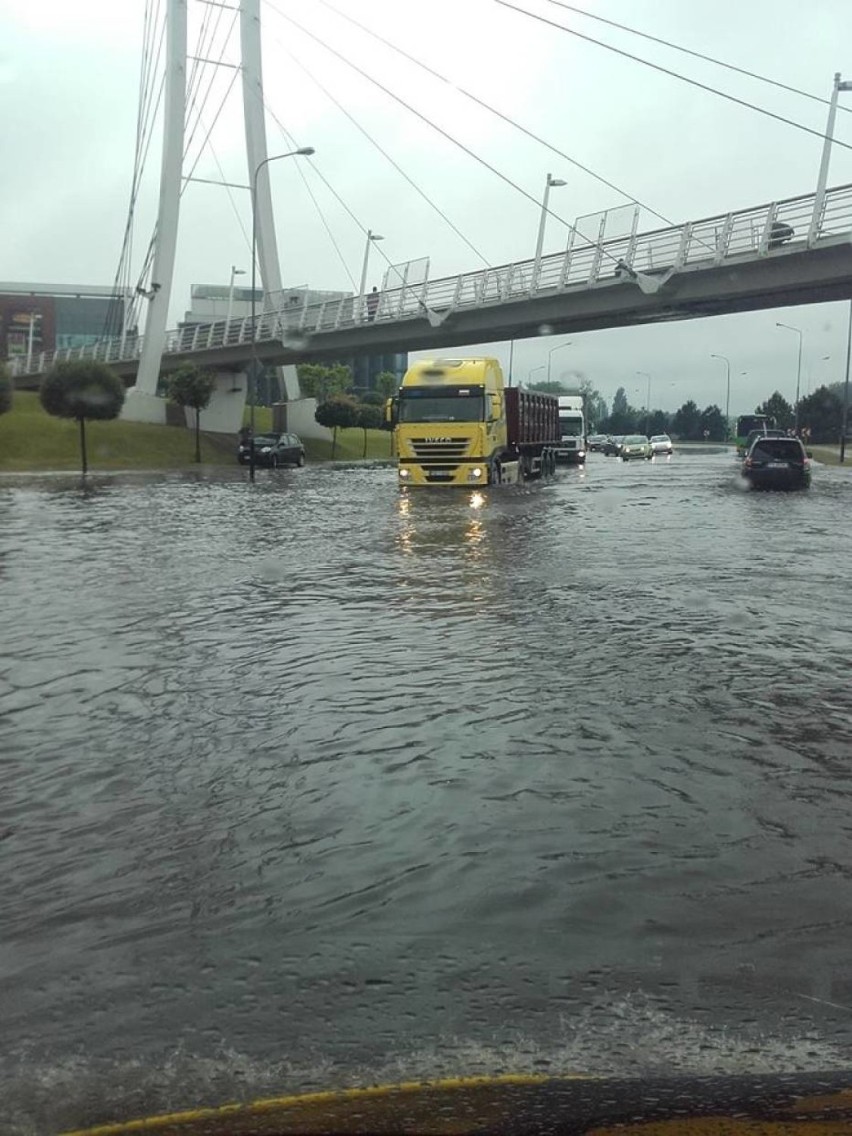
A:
554;395;586;464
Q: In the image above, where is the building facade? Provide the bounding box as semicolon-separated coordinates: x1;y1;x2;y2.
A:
0;283;127;361
183;284;407;398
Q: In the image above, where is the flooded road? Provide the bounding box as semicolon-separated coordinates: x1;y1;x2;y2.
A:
2;451;852;1133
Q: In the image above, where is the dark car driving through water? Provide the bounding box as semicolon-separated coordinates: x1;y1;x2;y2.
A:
741;435;811;490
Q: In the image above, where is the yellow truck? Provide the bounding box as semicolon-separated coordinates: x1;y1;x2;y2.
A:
389;358;561;487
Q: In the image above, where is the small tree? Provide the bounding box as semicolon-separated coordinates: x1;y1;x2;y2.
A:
756;391;794;432
700;404;727;442
0;363;12;416
671;399;702;441
375;371;399;400
358;390;385;406
167;365;217;462
298;363;352;402
798;385;843;443
355;402;383;458
39;361;125;476
315;394;358;459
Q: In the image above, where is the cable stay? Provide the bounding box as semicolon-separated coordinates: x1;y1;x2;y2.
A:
494;0;852;155
543;0;852;117
302;0;680;231
262;22;492;268
264;3;645;277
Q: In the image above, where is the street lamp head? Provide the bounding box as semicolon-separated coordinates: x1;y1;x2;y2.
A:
370;233;385;242
296;146;315;156
548;176;567;187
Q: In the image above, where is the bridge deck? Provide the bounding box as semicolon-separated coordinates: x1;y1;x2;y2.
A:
9;182;852;387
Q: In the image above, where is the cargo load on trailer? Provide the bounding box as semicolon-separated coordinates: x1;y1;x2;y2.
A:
388;358;560;487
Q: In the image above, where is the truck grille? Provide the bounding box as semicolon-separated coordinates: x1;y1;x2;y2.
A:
424;468;458;483
410;438;470;461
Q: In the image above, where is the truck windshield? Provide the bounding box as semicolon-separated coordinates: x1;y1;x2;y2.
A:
399;387;485;423
558;416;583;437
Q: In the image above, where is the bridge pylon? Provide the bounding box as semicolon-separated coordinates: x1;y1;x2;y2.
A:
123;0;299;431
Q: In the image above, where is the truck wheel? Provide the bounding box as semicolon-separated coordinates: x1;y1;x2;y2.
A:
516;458;525;484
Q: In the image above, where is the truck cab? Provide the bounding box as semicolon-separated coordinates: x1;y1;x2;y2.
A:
390;358;558;486
390;358;502;486
555;395;586;464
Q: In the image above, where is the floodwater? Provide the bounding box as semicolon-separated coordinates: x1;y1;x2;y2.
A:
2;451;851;1134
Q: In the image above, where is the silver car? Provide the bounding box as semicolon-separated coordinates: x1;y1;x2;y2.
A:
649;434;673;456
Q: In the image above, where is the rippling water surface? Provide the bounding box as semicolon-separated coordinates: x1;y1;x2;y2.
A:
2;453;852;1132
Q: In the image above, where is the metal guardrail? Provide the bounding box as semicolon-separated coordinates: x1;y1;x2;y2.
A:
9;183;852;379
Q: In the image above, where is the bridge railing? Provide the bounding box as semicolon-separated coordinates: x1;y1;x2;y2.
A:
8;183;852;379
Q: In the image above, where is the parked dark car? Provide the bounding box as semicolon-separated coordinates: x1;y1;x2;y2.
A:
238;432;306;468
742;436;811;490
602;435;624;456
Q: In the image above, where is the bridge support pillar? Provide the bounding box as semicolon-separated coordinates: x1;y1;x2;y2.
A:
184;371;247;434
122;373;246;432
121;388;168;425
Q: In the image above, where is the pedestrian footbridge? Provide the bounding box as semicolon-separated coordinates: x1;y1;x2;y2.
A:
10;182;852;388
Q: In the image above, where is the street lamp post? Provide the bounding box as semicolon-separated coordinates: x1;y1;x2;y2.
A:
532;173;566;290
249;146;314;482
528;365;545;385
809;72;852;244
226;265;246;338
26;312;38;371
710;353;731;439
358;230;384;322
547;340;572;383
637;370;651;434
776;321;803;432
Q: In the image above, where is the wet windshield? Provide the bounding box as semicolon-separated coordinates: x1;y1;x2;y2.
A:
6;2;852;1134
399;391;485;423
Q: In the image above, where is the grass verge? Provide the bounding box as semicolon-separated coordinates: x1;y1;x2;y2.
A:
1;392;393;471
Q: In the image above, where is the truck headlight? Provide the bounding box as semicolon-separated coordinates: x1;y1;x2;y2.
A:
468;466;483;480
399;468;410;479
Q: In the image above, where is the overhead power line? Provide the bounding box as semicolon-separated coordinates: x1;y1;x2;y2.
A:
494;0;852;155
544;0;852;116
304;0;679;229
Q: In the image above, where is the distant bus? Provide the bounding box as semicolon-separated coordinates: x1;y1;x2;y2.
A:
735;413;776;455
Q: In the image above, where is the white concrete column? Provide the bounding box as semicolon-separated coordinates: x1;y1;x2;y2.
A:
240;0;300;400
132;0;187;407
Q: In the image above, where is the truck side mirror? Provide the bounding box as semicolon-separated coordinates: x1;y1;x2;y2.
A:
490;394;501;420
384;396;398;427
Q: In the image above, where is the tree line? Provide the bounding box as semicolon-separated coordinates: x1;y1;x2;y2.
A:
529;380;728;440
530;378;849;443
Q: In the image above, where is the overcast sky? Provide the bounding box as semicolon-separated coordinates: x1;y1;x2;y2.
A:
3;0;852;413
